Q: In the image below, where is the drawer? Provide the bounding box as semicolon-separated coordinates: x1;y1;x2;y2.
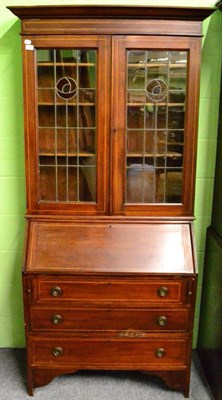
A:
30;307;189;332
32;277;187;305
31;336;189;367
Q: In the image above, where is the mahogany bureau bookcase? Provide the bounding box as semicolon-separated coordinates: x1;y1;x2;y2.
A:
8;5;214;397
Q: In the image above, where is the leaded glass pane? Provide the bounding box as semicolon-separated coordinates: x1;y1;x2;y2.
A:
127;130;144;154
36;48;97;203
126;50;187;204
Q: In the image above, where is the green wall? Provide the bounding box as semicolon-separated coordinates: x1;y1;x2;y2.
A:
0;0;221;347
194;9;222;344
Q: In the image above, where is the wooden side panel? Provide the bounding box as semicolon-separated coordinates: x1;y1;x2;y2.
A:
198;227;222;400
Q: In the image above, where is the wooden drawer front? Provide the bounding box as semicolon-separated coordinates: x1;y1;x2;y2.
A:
34;279;185;304
31;337;188;367
30;308;189;332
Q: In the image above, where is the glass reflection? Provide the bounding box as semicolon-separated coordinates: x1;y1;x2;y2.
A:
126;50;187;204
126;165;155;203
37;48;97;203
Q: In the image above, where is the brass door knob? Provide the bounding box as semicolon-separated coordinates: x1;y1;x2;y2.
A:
52;347;63;357
50;286;62;297
51;314;63;325
155;348;166;358
157;316;168;326
158;286;168;297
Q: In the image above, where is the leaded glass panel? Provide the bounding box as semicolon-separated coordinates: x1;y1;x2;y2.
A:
126;50;187;204
36;49;97;202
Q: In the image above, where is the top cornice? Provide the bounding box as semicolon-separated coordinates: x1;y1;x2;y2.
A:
7;5;215;21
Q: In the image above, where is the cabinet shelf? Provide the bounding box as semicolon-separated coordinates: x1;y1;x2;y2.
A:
127;103;185;107
38;102;95;106
38;126;96;129
127;152;182;158
37;62;95;67
160;142;184;145
128;63;186;68
39;152;95;157
39;102;184;107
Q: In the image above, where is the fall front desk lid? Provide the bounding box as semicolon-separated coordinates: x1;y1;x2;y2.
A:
25;221;196;275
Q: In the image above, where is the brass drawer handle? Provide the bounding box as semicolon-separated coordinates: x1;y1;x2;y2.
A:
50;286;62;297
155;348;166;358
157;315;168;326
52;347;63;357
158;286;168;297
51;314;63;325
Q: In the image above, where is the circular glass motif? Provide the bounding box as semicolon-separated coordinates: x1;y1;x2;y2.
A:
56;77;77;100
146;79;168;102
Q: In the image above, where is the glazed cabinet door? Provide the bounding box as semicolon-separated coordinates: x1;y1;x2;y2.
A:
23;36;110;215
112;36;201;216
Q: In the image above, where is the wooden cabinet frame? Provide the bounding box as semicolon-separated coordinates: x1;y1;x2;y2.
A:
13;8;209;217
8;5;214;398
22;34;201;217
23;36;111;215
112;35;201;216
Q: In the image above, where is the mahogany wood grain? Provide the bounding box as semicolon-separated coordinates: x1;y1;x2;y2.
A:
25;221;195;274
30;367;78;396
20;32;202;217
7;5;214;21
112;35;201;217
30;335;189;367
29;368;191;397
21;36;110;216
31;276;189;305
145;369;191;398
20;20;203;37
7;5;209;397
30;307;189;332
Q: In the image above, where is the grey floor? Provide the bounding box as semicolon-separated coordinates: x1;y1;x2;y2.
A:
0;349;213;400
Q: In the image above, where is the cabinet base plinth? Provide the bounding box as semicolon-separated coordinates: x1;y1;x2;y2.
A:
27;367;190;398
142;370;190;398
28;368;78;396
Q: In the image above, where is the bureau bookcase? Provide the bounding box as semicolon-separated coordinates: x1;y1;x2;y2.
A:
8;5;214;397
